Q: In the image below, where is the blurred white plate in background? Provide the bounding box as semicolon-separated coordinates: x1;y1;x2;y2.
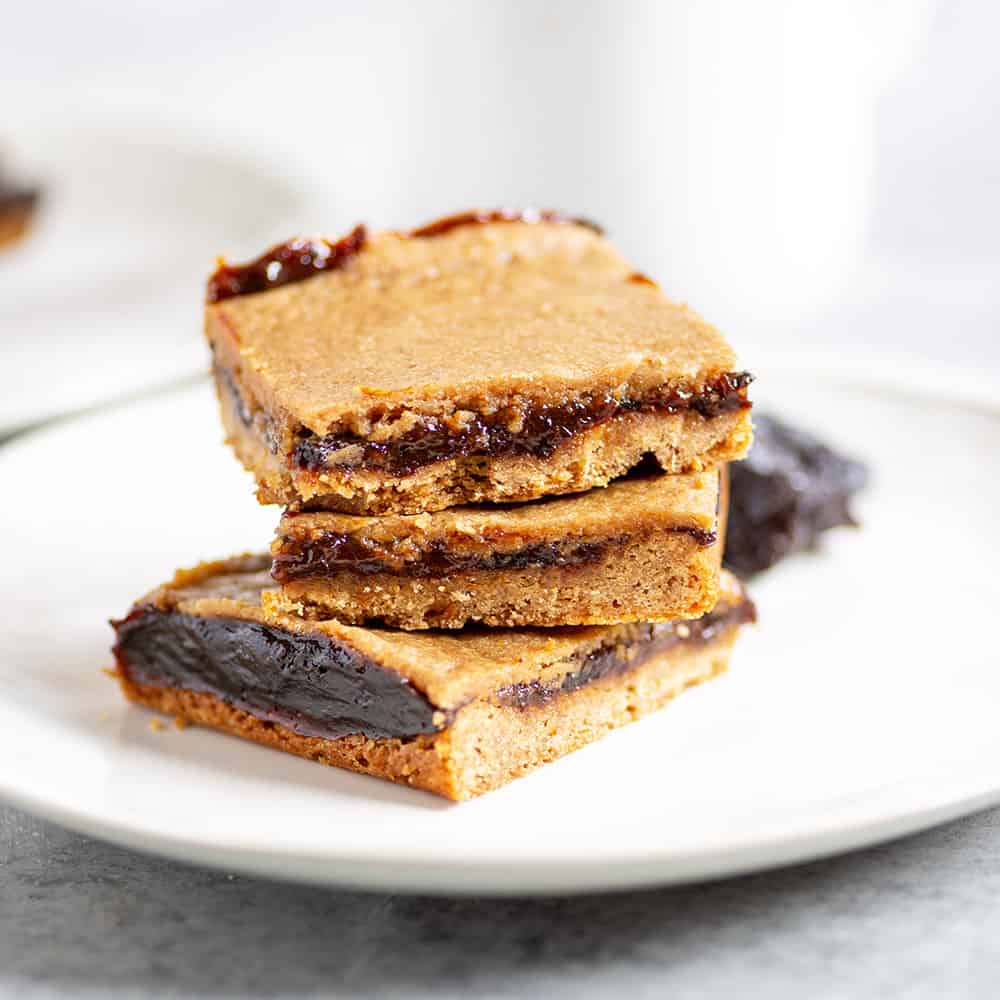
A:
0;126;305;432
0;361;998;894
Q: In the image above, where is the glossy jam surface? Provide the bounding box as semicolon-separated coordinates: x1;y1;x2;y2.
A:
409;208;602;238
292;372;753;476
273;535;614;582
205;210;602;302
725;413;868;576
113;607;440;740
273;524;717;582
206;225;367;303
495;596;756;709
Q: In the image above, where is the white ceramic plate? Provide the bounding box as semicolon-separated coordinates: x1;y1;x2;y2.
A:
0;126;304;432
1;364;998;895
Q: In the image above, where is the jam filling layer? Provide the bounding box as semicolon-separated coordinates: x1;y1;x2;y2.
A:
272;526;717;583
112;595;754;742
113;607;440;741
409;208;602;238
495;596;756;710
291;372;753;477
207;225;368;303
216;362;752;479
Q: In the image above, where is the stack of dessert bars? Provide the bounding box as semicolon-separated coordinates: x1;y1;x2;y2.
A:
112;211;756;800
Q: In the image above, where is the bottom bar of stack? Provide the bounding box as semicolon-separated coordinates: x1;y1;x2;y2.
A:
111;555;755;801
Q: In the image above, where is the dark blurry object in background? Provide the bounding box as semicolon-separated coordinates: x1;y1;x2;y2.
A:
0;158;40;250
725;414;868;577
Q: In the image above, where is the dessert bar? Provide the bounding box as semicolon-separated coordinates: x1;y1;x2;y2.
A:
206;210;753;515
725;413;868;576
269;468;724;628
112;555;754;800
0;165;39;249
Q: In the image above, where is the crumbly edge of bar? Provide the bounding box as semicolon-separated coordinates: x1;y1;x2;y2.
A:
207;297;744;443
268;531;721;628
213;343;749;458
115;628;736;801
117;553;749;709
216;374;751;514
273;470;719;564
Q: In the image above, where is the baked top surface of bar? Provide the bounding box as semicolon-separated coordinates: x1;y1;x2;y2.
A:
206;215;748;436
113;555;752;717
273;469;720;575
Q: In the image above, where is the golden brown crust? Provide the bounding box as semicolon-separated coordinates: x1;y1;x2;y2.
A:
123;553;749;709
269;470;722;627
118;675;460;798
277;469;720;551
206;221;742;436
268;531;721;629
116;627;737;800
206;218;751;514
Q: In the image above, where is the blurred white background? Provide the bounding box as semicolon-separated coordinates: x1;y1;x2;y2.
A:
2;0;997;431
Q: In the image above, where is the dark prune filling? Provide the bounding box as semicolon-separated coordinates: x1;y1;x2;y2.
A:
206;211;602;303
113;606;441;741
291;372;753;477
724;413;868;576
271;525;717;583
495;596;756;709
206;225;367;303
111;590;754;741
408;208;602;238
273;536;609;582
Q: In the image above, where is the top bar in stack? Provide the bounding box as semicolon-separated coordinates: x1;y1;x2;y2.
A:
206;210;753;515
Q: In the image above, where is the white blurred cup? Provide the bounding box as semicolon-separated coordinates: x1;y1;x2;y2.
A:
337;0;931;339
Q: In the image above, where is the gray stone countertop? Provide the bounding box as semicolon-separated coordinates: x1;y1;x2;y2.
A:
2;803;998;999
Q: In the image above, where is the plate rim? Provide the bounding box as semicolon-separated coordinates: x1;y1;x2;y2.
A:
2;769;998;896
1;354;999;895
